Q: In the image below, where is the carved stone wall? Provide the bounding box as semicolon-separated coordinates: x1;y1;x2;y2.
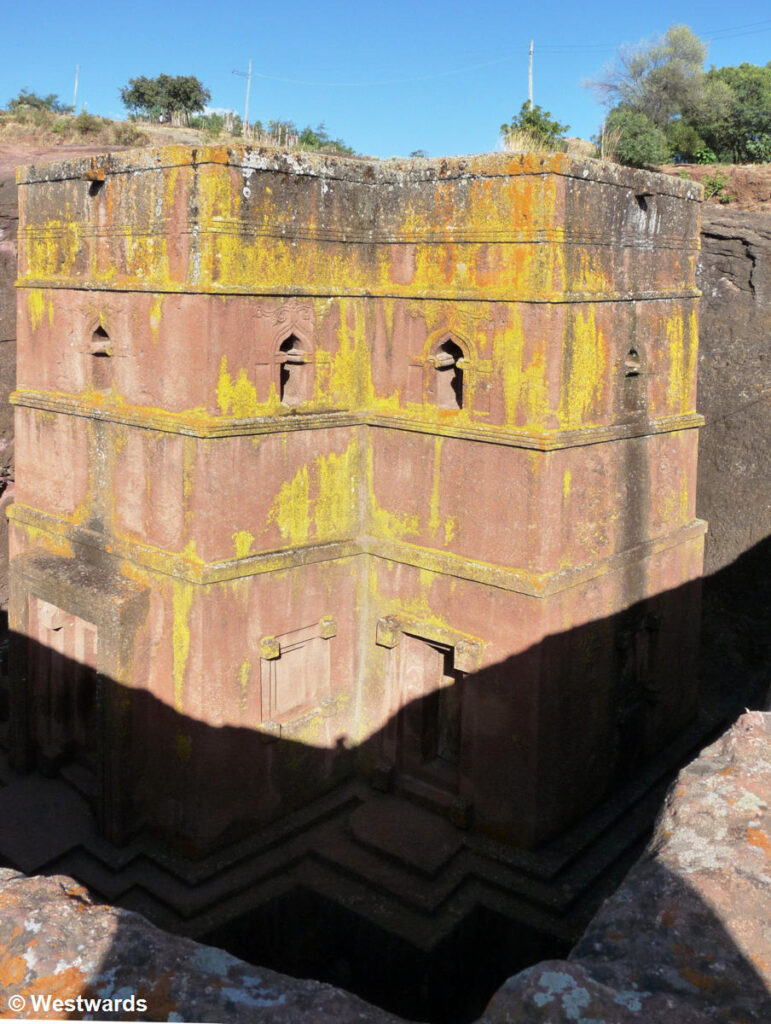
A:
8;147;704;860
0;162;19;605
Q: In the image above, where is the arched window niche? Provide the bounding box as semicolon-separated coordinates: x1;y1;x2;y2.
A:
432;339;465;410
276;334;312;406
90;325;113;391
624;347;641;378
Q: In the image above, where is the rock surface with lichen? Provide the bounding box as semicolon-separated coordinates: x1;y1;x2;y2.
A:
481;711;771;1022
0;868;402;1022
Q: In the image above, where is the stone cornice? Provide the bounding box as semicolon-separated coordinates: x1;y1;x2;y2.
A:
8;501;707;597
10;389;704;449
15;278;702;304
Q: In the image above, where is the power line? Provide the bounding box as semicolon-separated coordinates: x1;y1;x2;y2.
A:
252;54;513;88
248;18;771;90
538;21;771;53
537;17;771;49
700;17;771;38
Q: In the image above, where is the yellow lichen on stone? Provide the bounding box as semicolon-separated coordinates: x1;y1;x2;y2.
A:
687;307;699;403
24;219;81;279
238;660;251;710
659;457;690;527
667;310;687;414
268;464;311;546
443;516;457;545
500;309;550;430
315;442;359;541
27;289;46;332
559;306;605;430
371;500;420;542
149;295;164;340
426;437;458;546
328;300;373;407
365;446;419;541
216;355;259;417
500;310;526;426
428;437;443;538
232;530;255;559
265;439;359;547
119;557;152;589
666;306;698;416
171;578;195;712
377;567;479;643
182;437;195;545
14;519;74;559
523;352;551;429
571;249;610;294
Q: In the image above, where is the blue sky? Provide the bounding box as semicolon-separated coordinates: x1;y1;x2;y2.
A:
1;2;769;157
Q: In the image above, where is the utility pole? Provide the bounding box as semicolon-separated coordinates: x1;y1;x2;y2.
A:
73;65;80;112
528;41;533;109
232;60;252;139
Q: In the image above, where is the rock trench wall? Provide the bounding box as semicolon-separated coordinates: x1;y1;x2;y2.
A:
696;206;771;575
482;711;771;1023
695;207;771;707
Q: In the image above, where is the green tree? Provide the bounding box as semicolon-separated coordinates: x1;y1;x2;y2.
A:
588;25;707;130
120;76;161;118
298;122;354;154
190;111;226;136
666;119;705;162
602;106;671;167
165;75;211;124
696;63;771;162
588;26;771;165
120;74;210;124
501;102;569;144
7;89;72;114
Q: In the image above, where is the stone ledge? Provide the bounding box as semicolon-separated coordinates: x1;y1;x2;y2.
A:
15;145;703;200
9;388;705;446
8;501;707;593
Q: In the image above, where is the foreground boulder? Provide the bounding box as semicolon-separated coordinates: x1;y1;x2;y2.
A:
0;870;399;1022
483;711;771;1022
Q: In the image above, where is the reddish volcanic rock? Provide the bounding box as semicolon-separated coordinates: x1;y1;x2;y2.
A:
0;869;402;1023
482;711;771;1023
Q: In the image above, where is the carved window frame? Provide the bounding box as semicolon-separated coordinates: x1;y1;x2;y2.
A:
255;322;318;408
409;329;492;414
258;616;338;736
